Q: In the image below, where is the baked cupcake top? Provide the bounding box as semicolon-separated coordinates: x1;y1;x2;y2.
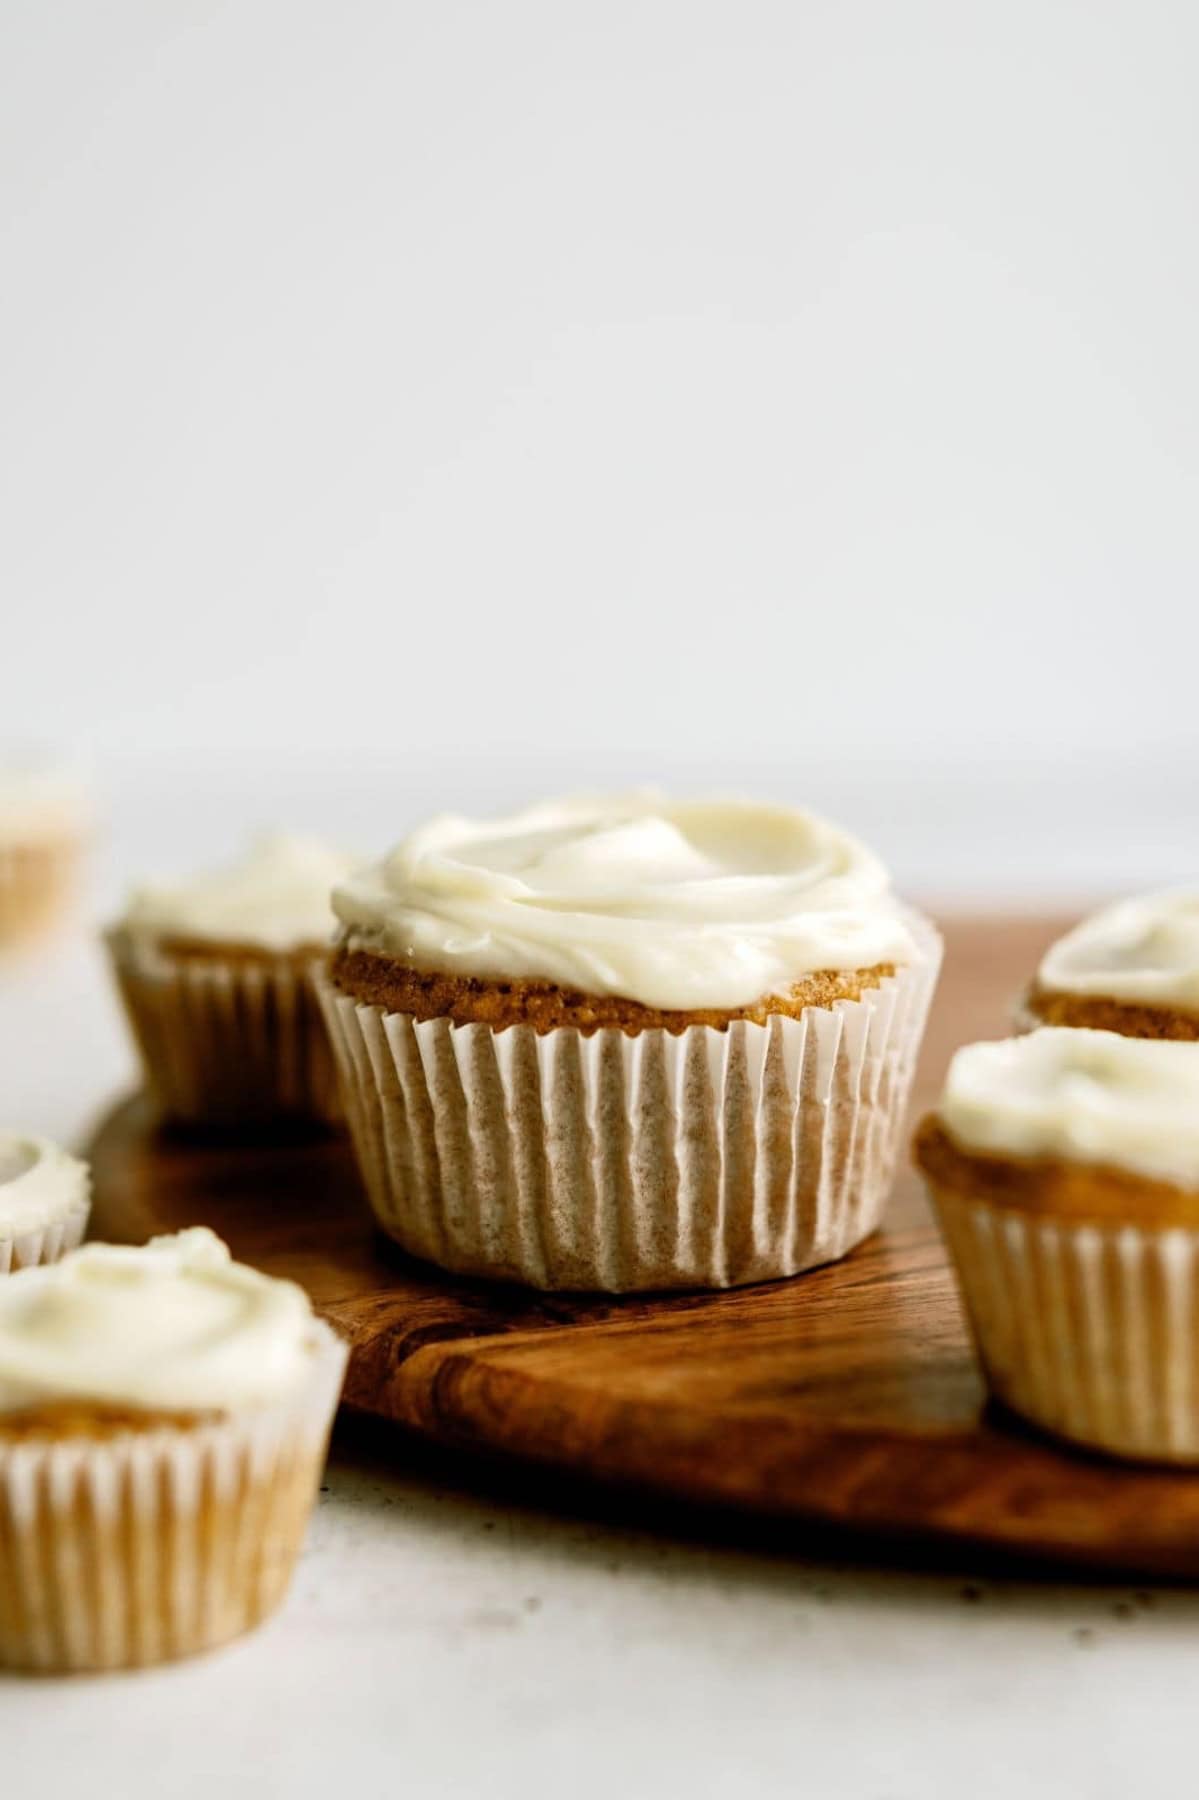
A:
331;793;918;1011
0;1228;323;1415
935;1026;1199;1190
123;832;354;952
0;1133;90;1236
1035;891;1199;1017
0;759;89;846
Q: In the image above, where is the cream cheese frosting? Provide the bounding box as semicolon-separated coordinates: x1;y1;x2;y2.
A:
939;1027;1199;1189
0;1228;323;1414
0;1134;90;1237
332;792;919;1011
124;832;354;951
1039;890;1199;1013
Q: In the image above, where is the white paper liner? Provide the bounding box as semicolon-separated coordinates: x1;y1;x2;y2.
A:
0;1322;347;1671
317;914;942;1292
106;928;341;1126
0;1192;90;1277
0;839;80;946
932;1184;1199;1464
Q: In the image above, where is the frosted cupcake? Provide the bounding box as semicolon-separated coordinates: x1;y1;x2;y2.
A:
319;793;942;1292
0;1228;346;1671
107;832;355;1126
0;1133;90;1275
0;760;89;946
916;1027;1199;1464
1024;890;1199;1040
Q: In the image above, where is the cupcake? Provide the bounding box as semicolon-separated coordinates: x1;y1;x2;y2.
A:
0;759;89;947
0;1227;346;1671
0;1132;90;1275
318;793;942;1292
915;1026;1199;1464
107;832;355;1126
1023;890;1199;1040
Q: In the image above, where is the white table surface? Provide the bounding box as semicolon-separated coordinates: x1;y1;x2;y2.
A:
5;877;1199;1800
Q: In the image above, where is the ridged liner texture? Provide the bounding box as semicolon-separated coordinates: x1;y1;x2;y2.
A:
317;914;942;1293
0;841;80;947
931;1183;1199;1464
0;1192;90;1277
107;928;341;1126
0;1324;347;1671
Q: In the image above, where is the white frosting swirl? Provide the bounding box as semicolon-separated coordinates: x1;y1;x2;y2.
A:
1039;890;1199;1012
332;793;917;1010
940;1027;1199;1189
124;832;354;951
0;1228;324;1414
0;1134;89;1236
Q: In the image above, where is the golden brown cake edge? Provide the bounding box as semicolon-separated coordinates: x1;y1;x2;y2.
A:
330;946;896;1036
913;1114;1199;1227
1024;983;1199;1041
0;1402;220;1442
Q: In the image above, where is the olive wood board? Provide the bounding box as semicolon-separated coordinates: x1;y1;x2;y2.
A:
88;914;1199;1578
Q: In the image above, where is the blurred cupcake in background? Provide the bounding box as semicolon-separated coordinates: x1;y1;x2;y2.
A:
319;792;942;1292
1023;890;1199;1040
916;1027;1199;1464
107;832;355;1128
0;756;90;948
0;1131;90;1274
0;1228;346;1671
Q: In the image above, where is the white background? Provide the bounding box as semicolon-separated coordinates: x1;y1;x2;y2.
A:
3;0;1197;902
5;6;1199;1795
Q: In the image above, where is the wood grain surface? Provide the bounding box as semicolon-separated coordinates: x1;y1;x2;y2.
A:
88;915;1199;1577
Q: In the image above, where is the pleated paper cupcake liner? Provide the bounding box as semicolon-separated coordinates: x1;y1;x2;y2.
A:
0;839;81;947
931;1182;1199;1464
106;929;341;1126
317;915;941;1293
0;1323;347;1672
0;1193;90;1277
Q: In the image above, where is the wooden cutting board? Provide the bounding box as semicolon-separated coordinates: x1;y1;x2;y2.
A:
88;915;1199;1577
